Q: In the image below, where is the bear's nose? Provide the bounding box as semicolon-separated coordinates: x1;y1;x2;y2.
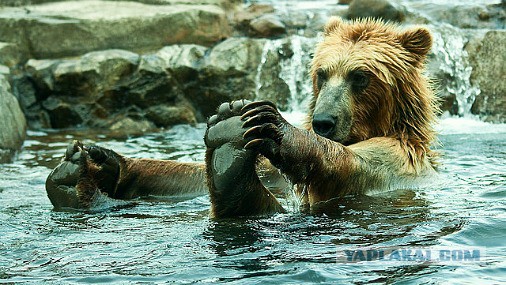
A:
312;113;336;138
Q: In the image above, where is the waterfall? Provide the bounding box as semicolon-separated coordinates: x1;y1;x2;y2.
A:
430;24;481;117
253;36;318;126
255;40;275;98
278;35;316;113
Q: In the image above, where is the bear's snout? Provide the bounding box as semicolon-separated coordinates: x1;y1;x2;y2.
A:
312;113;337;138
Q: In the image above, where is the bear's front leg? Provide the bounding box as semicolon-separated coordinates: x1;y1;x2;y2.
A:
241;100;321;184
46;140;126;209
205;100;285;218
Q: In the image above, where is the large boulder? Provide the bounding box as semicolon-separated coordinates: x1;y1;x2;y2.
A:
0;42;24;67
52;50;140;98
11;37;310;131
249;14;287;38
0;71;26;163
467;31;506;123
0;0;61;6
0;1;230;59
22;50;141;129
184;37;265;118
156;44;207;83
403;2;505;30
15;47;200;131
158;39;292;118
110;0;242;9
346;0;405;22
235;4;275;28
145;105;197;127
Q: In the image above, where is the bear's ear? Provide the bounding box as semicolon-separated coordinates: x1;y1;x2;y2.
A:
399;27;432;58
324;16;344;36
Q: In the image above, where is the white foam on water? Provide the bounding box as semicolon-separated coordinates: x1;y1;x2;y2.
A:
437;116;506;135
281;110;307;128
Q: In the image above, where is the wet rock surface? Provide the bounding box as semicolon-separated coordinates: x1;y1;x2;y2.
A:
11;35;301;131
405;1;505;30
16;49;192;131
467;31;506;122
0;42;24;67
0;71;26;163
0;1;230;59
249;14;287;38
346;0;405;22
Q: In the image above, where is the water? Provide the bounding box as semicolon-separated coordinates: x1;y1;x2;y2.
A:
1;119;505;284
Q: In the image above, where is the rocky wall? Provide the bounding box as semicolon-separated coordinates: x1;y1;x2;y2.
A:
0;68;26;163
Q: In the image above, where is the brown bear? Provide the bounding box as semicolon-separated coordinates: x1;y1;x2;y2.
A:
46;17;439;217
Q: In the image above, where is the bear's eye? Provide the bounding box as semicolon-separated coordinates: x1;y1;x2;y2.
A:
316;68;328;90
349;70;370;92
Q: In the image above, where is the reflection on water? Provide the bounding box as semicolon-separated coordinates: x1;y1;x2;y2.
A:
0;121;505;283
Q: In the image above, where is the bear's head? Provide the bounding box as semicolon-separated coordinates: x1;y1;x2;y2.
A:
308;17;438;156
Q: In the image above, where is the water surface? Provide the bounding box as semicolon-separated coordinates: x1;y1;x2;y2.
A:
1;118;505;284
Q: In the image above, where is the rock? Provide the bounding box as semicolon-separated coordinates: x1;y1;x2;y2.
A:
21;59;59;129
108;117;155;135
145;105;197;127
0;1;230;59
0;65;9;75
0;0;60;6
109;0;242;10
346;0;405;22
52;50;140;98
11;65;52;129
156;44;207;82
21;50;144;129
0;72;26;163
338;0;353;4
206;38;264;74
17;47;204;130
235;4;275;28
281;10;310;32
24;50;140;100
249;14;287;38
0;42;24;67
185;37;265;118
99;52;178;111
23;50;141;129
13;35;308;131
467;31;506;123
41;96;87;128
11;75;37;110
404;2;505;30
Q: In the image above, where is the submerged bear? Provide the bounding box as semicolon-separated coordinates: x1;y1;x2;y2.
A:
46;17;439;217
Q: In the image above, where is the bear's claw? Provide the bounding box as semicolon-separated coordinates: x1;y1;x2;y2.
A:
240;100;287;149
